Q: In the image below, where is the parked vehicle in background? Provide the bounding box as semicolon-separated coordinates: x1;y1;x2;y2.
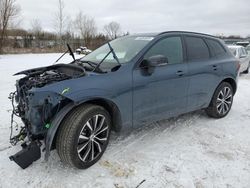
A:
246;45;250;54
236;41;250;47
9;31;239;169
228;45;250;73
76;46;92;55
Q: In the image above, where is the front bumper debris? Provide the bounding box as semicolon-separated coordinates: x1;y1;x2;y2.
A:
9;141;41;169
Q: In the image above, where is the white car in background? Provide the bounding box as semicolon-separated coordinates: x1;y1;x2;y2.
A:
236;41;249;47
246;45;250;54
75;46;92;55
228;45;250;74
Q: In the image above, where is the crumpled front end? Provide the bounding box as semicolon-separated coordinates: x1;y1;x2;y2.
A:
9;63;84;168
19;90;67;135
9;85;71;169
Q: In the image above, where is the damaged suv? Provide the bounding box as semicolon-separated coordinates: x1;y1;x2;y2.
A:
9;31;239;169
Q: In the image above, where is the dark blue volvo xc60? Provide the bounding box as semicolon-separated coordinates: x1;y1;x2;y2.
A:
9;31;239;169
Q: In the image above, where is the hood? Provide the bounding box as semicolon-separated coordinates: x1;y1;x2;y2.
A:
15;64;86;96
14;63;86;76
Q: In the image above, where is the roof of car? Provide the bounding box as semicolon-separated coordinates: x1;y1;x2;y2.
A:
158;31;217;38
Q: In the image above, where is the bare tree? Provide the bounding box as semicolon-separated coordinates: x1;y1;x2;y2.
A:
31;19;42;36
0;0;20;53
63;17;74;39
74;12;97;47
53;0;69;42
103;21;121;40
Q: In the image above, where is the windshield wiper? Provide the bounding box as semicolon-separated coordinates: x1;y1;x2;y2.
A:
93;42;121;72
107;42;121;66
79;60;106;73
80;60;97;69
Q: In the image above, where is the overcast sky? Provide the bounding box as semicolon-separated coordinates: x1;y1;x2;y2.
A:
18;0;250;37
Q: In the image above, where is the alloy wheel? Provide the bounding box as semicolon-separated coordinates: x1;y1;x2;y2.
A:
216;86;233;115
77;114;109;162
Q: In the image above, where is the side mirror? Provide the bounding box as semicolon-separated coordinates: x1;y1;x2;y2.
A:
141;55;168;68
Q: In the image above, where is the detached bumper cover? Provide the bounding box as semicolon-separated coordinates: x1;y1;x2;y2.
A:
9;142;41;169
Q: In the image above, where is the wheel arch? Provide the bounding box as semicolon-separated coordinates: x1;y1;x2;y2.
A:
82;98;122;132
45;97;122;160
207;77;237;108
221;77;237;95
206;77;236;118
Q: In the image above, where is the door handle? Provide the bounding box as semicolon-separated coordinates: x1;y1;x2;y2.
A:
212;65;217;71
176;70;184;76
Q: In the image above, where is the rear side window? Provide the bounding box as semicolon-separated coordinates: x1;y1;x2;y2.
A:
144;36;183;64
206;39;226;57
185;36;210;61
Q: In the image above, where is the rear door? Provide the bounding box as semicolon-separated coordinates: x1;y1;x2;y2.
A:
185;36;224;111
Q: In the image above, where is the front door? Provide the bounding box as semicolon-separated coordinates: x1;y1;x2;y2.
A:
132;36;189;126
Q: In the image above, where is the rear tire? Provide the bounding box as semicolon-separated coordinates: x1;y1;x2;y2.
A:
205;82;233;118
56;104;111;169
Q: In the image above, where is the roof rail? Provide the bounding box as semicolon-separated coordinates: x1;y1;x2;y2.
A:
158;31;217;38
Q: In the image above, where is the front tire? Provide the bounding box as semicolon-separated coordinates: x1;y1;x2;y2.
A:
56;104;111;169
206;82;234;118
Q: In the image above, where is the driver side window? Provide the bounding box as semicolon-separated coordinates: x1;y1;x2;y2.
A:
144;36;183;64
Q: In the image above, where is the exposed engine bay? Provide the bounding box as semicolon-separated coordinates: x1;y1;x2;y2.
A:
15;63;85;92
10;63;85;140
9;63;86;168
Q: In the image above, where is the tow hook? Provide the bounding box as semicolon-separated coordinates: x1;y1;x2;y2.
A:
9;141;41;169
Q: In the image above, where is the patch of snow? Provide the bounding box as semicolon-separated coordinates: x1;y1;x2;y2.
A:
0;54;250;188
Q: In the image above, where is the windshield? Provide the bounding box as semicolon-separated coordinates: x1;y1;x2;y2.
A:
80;36;153;67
